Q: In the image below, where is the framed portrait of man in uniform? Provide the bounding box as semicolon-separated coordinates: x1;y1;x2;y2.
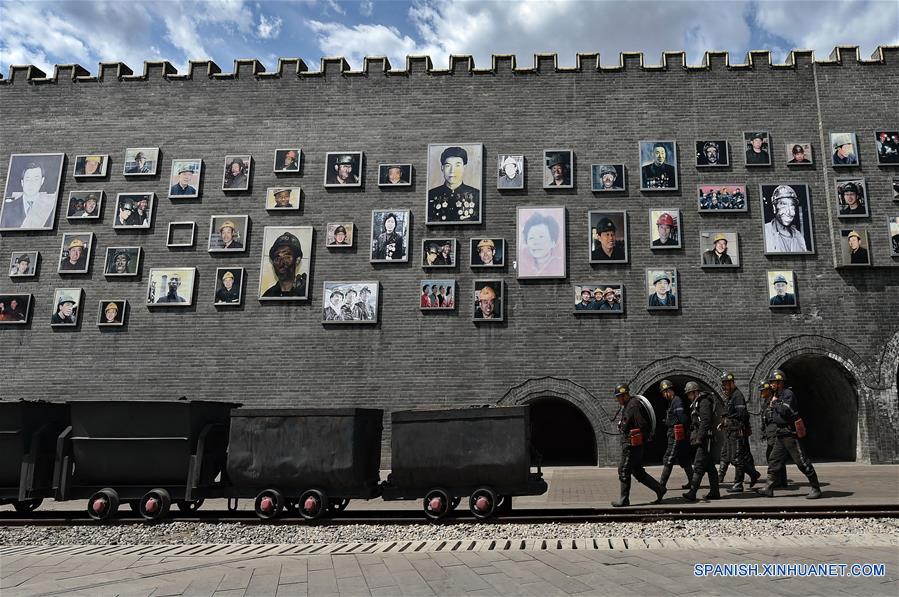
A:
426;143;483;225
324;152;363;187
258;226;313;301
322;281;379;324
695;140;729;167
645;269;679;311
213;267;244;306
50;288;82;326
889;216;899;257
760;183;815;255
743;132;771;166
326;223;354;248
420;279;456;311
422;239;456;268
470;238;504;267
497;154;525;190
543;150;573;189
168;159;202;199
697;184;747;212
639;141;678;190
785;142;813;166
517;206;566;279
767;270;797;308
73;154;108;178
835;179;868;218
8;251;39;278
57;232;93;275
67;190;103;220
649;209;681;249
830;132;859;167
0;293;31;324
591;164;626;192
876;131;899;165
123;147;159;176
371;210;410;263
208;215;248;252
97;300;127;327
104;247;141;277
273;148;301;173
0;153;65;232
378;164;412;186
699;231;740;268
265;187;301;211
222;155;251;191
573;283;624;314
472;280;503;322
147;268;196;307
588;210;628;264
112;192;154;229
839;229;871;267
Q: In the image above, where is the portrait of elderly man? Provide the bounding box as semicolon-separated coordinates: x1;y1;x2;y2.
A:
498;155;524;189
125;150;153;174
428;145;481;223
379;164;410;186
544;151;572;188
769;273;796;307
169;162;199;197
261;231;308;298
640;142;677;189
592;164;624;191
744;132;770;166
696;140;727;166
575;287;594;311
59;236;90;273
518;208;565;278
596;287;622;311
837;181;867;217
326;153;361;186
702;233;734;266
647;271;677;308
591;215;626;261
763;184;811;253
1;155;64;230
831;133;858;166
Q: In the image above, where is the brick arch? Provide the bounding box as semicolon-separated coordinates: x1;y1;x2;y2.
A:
876;329;899;392
629;356;725;397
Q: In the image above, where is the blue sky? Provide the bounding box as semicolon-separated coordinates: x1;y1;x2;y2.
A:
1;0;897;76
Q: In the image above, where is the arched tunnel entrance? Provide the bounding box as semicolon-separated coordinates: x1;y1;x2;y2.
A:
640;376;721;464
529;397;597;466
780;355;858;461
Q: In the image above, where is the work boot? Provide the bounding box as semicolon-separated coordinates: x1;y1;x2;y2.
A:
682;472;702;501
642;476;666;504
806;473;822;500
681;464;694;489
748;470;761;489
703;465;720;499
659;465;673;491
757;476;777;497
611;480;631;508
717;464;728;484
726;483;744;493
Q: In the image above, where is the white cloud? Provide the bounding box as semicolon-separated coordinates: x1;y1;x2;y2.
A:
257;14;283;39
360;0;374;17
325;0;346;16
306;20;421;67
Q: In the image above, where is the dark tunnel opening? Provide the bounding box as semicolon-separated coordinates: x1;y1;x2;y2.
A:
529;397;597;466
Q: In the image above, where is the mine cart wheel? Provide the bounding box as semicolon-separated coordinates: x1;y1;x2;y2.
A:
139;489;172;522
299;489;328;520
87;488;120;521
469;487;497;519
327;498;350;514
423;488;452;521
496;495;513;515
177;498;205;514
13;499;43;513
254;489;285;520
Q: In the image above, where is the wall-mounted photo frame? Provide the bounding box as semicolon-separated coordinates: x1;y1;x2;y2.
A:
322;281;378;323
839;229;871;266
875;131;899;165
324;152;363;187
104;247;141;277
8;251;38;277
831;132;859;166
0;153;65;231
573;283;624;313
698;184;747;212
0;293;31;324
378;164;412;186
73;154;108;178
113;192;154;229
208;215;247;252
97;300;127;326
166;222;196;248
67;190;103;219
422;238;456;268
767;270;797;308
589;210;628;263
591;164;626;192
51;287;82;326
258;226;313;300
699;231;740;267
835;179;868;217
473;280;503;321
326;223;354;248
147;267;196;306
646;269;678;310
427;143;483;224
273;149;301;173
517;206;566;278
894;178;899;201
639;141;678;190
222;155;251;191
785;142;813;165
420;279;456;310
58;232;93;274
649;209;681;249
543;149;573;189
265;187;301;210
168;159;202;198
760;183;815;254
889;216;899;256
470;238;505;267
371;210;410;262
744;131;771;166
695;140;729;167
498;154;525;189
123;147;158;176
213;267;244;306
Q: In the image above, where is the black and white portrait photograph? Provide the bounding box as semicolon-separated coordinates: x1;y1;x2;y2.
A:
57;233;93;274
699;231;740;267
0;294;31;324
543;150;573;189
591;164;626;192
470;238;504;267
697;184;747;212
831;133;859;166
840;229;871;266
695;140;729;167
785;142;813;165
214;268;244;306
889;216;899;256
649;209;681;249
222;155;251;191
427;143;483;224
324;152;363;187
113;192;154;229
768;271;797;308
265;187;301;210
498;155;524;189
836;179;868;217
166;222;196;248
760;183;815;254
517;206;566;279
258;226;313;300
273;149;301;173
67;190;103;219
8;251;38;277
73;154;108;178
104;247;141;277
420;280;456;310
645;269;679;310
0;153;65;231
573;283;623;313
123;147;159;176
744;132;771;166
97;300;127;327
473;280;503;322
51;288;82;326
169;159;202;198
589;210;628;263
322;281;378;323
208;215;248;252
147;268;196;306
876;131;899;165
422;239;456;268
371;210;410;262
326;223;354;248
639;141;678;190
378;164;412;186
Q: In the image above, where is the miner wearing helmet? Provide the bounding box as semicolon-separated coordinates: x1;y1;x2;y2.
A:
652;212;678;247
218;219;243;250
758;379;790;490
838;181;866;216
702;233;733;265
498;155;523;189
610;383;665;507
474;283;499;319
102;302;121;324
683;380;721;501
846;230;869;265
648;271;676;308
719;372;761;493
764;184;808;253
831;133;857;165
262;232;307;298
60;237;89;271
427;146;480;222
698;141;723;166
215;270;240;304
327;154;360;185
657;379;693;494
769;273;796;307
545;151;571;187
596;164;621;190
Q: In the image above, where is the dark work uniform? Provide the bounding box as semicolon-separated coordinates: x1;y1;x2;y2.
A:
617;397;664;498
427;183;480;222
215;287;240;303
745;149;770;165
770;293;796;307
659;394;693;489
849;247;869;264
641;162;676;188
262;274;308;298
761;398;789;488
687;393;720;498
722;388;760;487
764;388;818;484
591;243;626;261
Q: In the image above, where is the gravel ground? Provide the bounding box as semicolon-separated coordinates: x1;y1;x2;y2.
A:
3;518;898;546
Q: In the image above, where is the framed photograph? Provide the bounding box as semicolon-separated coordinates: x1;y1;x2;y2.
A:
473;280;503;321
324;152;363;187
378;164;412;186
265;187;301;210
589;210;628;263
695;140;729;167
831;133;859;166
420;280;456;310
258;226;313;300
104;247;141;277
8;251;38;277
57;232;93;274
67;190;103;219
786;142;813;165
760;183;815;254
326;223;354;248
273;149;301;173
427;143;483;224
73;154;108;178
168;159;202;198
517;206;566;279
322;281;378;323
51;288;82;326
768;271;797;308
649;209;681;249
591;164;626;192
371;210;410;262
97;300;127;326
123;147;158;176
744;132;771;166
639;141;678;190
573;283;623;313
222;155;251;191
840;229;871;266
836;179;868;217
422;238;456;268
113;192;154;229
208;215;247;252
646;269;678;310
894;178;899;201
889;216;899;256
700;231;740;267
543;149;573;189
213;267;244;306
471;238;505;268
147;268;196;306
166;222;196;248
698;184;747;212
0;294;31;324
498;154;525;189
876;132;899;165
0;153;65;231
